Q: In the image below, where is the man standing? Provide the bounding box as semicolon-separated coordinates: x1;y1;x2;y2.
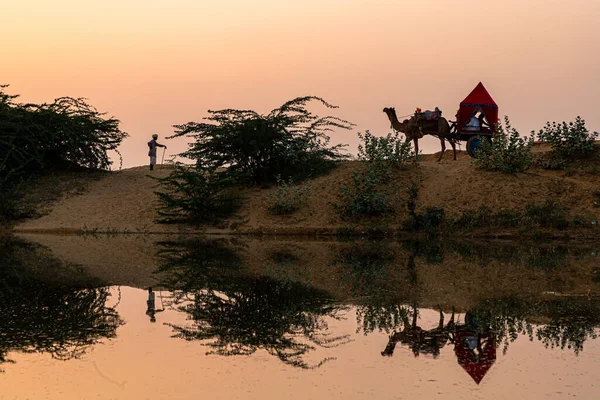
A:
148;134;167;171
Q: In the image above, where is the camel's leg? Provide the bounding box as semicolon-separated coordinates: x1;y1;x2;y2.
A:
438;309;444;329
450;140;457;160
413;138;419;161
411;304;418;327
437;139;446;162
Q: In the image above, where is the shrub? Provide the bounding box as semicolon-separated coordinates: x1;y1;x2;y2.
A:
154;165;240;224
0;85;127;180
472;117;535;173
267;176;311;215
402;184;445;233
0;85;127;221
169;96;354;185
0;181;24;225
537;117;598;162
523;200;569;230
357;130;416;179
334;168;393;219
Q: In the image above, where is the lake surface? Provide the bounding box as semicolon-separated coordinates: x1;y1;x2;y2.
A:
1;235;599;399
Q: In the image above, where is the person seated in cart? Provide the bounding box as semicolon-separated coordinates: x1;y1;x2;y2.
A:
464;107;489;132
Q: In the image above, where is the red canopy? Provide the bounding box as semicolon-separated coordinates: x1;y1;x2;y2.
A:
455;332;496;385
456;82;499;134
460;82;498;108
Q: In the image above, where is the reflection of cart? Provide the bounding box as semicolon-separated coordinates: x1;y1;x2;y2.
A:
449;82;499;157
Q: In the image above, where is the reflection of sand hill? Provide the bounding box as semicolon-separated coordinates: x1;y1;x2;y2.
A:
13;146;600;235
20;234;599;311
17;233;165;289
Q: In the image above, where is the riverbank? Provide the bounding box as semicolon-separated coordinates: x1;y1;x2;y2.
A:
9;145;600;238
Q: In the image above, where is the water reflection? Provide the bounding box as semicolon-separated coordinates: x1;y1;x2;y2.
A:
0;236;123;371
156;239;351;369
380;305;455;358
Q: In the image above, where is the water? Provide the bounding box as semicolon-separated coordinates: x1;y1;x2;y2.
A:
1;235;599;399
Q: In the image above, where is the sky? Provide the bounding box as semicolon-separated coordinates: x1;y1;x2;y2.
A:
2;0;599;168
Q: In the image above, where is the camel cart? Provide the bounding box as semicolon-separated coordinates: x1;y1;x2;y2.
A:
450;82;499;157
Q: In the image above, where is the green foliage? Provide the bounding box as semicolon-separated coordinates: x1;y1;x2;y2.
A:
267;176;311;215
537;117;598;165
334;168;394;219
523;200;569;229
357;130;416;179
449;200;589;231
473;117;535;173
154;165;240;224
402;184;445;233
169;96;353;185
0;85;127;181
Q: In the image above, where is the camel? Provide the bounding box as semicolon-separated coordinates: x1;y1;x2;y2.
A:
383;107;457;162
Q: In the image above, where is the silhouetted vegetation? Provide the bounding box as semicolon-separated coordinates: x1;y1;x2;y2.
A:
536;117;599;170
402;184;445;234
169;96;353;185
154;166;240;224
156;239;350;368
0;85;127;222
0;237;122;371
156;96;352;224
472;117;535;173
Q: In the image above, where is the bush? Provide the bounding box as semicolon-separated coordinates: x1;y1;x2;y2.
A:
523;200;569;230
472;117;535;173
0;85;127;181
267;176;311;215
334;168;393;219
154;165;240;224
402;184;445;232
0;85;127;221
357;130;415;180
537;117;598;162
169;96;353;185
0;181;24;225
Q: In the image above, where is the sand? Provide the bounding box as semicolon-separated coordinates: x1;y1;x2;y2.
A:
13;146;600;235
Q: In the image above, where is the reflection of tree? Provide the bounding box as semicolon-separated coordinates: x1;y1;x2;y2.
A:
157;239;350;369
333;241;400;300
0;237;122;371
477;298;600;355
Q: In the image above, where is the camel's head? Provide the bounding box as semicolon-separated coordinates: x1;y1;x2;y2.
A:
382;107;397;121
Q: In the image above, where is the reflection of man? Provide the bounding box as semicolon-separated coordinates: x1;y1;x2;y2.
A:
146;287;164;323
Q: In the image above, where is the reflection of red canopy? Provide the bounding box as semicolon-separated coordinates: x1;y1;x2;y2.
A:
455;332;496;385
456;82;499;134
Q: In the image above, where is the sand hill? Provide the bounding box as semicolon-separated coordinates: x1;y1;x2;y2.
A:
13;145;600;236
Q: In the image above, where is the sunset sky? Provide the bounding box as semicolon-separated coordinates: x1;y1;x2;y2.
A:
2;0;599;168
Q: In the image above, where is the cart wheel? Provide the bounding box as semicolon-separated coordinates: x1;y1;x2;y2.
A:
467;136;491;158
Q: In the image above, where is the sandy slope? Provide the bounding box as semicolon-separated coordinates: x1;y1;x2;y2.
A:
16;165;181;233
14;148;600;234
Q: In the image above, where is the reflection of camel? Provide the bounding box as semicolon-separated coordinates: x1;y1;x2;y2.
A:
381;305;455;358
383;107;456;162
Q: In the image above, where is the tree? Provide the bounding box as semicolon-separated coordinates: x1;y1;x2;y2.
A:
169;96;354;185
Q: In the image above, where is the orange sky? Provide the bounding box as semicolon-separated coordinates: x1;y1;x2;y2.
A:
2;0;599;168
